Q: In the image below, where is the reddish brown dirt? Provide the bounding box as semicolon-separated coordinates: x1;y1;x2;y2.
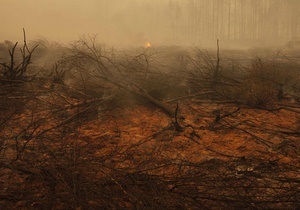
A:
0;97;299;209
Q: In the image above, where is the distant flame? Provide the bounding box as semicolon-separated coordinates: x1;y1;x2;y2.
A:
145;41;151;48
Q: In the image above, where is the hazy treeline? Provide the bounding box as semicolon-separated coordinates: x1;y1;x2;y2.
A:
1;0;299;47
90;0;300;47
173;0;300;44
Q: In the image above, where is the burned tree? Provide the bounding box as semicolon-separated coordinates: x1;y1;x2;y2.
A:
0;29;38;81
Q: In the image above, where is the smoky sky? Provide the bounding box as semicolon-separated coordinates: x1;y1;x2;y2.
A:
1;1;106;42
0;0;166;46
1;0;299;47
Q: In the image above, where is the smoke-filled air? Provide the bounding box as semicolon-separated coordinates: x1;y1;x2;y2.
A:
1;0;300;48
0;0;300;209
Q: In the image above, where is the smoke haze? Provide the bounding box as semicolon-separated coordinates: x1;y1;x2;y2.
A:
1;0;300;48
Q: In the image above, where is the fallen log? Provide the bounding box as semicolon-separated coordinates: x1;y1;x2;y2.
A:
123;85;185;119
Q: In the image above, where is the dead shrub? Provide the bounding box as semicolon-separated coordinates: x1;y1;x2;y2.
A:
237;58;296;107
239;79;278;107
186;45;243;102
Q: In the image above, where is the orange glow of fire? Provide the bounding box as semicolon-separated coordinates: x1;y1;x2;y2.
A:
145;42;151;48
